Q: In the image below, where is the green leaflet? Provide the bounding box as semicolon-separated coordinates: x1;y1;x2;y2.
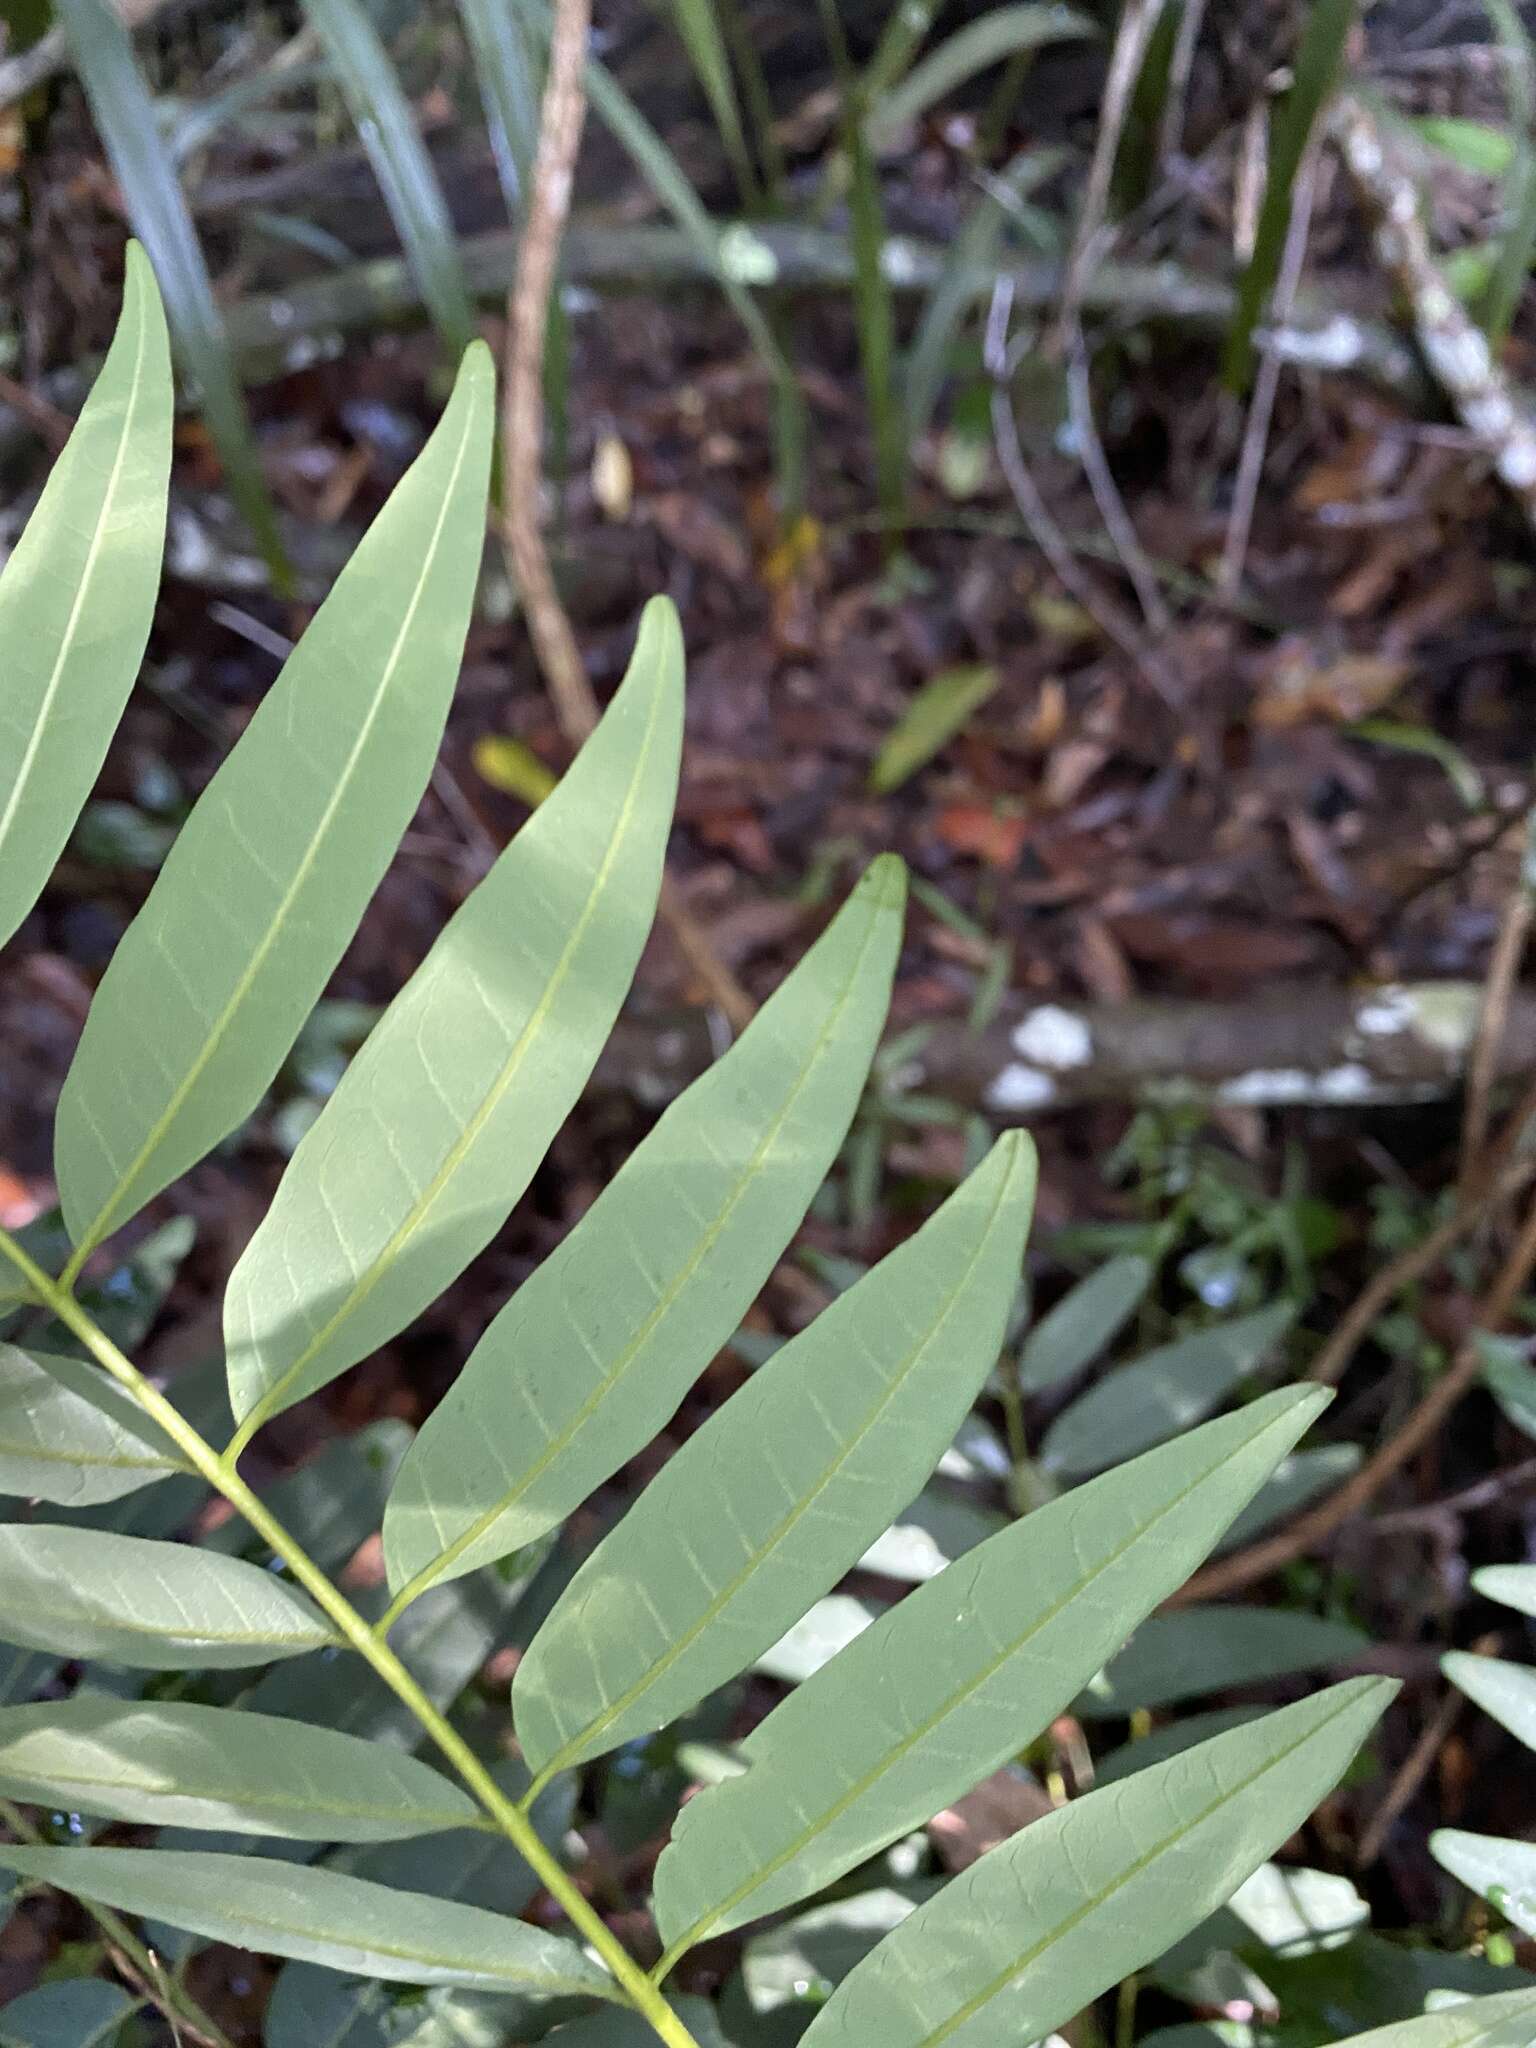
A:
224;599;682;1435
513;1133;1037;1778
54;343;495;1258
1017;1252;1151;1394
0;1846;617;1998
1341;1991;1536;2048
0;1525;336;1668
0;1696;476;1840
1432;1831;1536;1937
653;1384;1328;1954
0;1980;139;2048
799;1679;1394;2048
0;243;171;952
0;1345;190;1504
1040;1301;1296;1477
381;856;906;1600
1442;1651;1536;1751
1079;1604;1368;1717
1476;1563;1536;1618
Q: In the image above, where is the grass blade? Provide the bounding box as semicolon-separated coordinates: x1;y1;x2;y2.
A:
0;244;170;951
54;345;494;1261
0;1696;476;1841
381;858;905;1602
654;1385;1328;1954
222;598;681;1439
0;1847;617;1998
865;5;1091;151
302;0;477;358
512;1134;1037;1777
799;1680;1394;2048
53;0;289;585
457;0;539;209
666;0;760;206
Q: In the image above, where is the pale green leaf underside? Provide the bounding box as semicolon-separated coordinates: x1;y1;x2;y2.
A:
0;1695;476;1840
0;1846;616;1997
513;1132;1037;1777
54;342;495;1256
223;596;683;1432
0;1525;336;1668
1475;1564;1536;1619
0;242;171;952
1443;1651;1536;1751
800;1678;1394;2048
1080;1603;1368;1716
382;856;906;1599
1041;1301;1295;1478
654;1383;1328;1952
0;1979;138;2048
0;1344;190;1504
1341;1990;1536;2048
1432;1830;1536;1937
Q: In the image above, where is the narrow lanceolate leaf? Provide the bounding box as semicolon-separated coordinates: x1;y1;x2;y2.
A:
54;343;494;1259
1474;1563;1536;1619
1341;1991;1536;2048
1078;1604;1368;1718
0;1979;139;2048
0;243;171;951
0;1697;475;1841
513;1134;1037;1779
0;1526;336;1668
0;1847;617;1997
0;1345;189;1505
653;1384;1330;1954
1040;1301;1296;1478
1017;1252;1150;1395
224;599;682;1434
799;1679;1395;2048
1433;1830;1536;1936
1442;1651;1536;1751
382;857;906;1600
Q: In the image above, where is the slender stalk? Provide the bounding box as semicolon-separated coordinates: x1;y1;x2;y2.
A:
0;1227;703;2048
0;1797;235;2048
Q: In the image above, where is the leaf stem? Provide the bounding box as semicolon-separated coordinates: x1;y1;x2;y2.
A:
0;1796;235;2048
0;1226;702;2048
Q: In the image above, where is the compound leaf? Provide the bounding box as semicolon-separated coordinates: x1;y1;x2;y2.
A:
0;1345;189;1505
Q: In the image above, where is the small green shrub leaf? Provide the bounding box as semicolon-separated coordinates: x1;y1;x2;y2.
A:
0;1846;617;1996
1017;1252;1151;1394
0;1345;190;1504
54;342;494;1258
0;1525;336;1667
513;1132;1037;1778
0;1696;476;1839
0;1979;138;2048
224;598;682;1433
1474;1563;1536;1618
653;1384;1328;1953
1431;1830;1536;1936
1441;1651;1536;1751
1079;1604;1368;1717
382;856;906;1599
1041;1301;1295;1477
0;243;171;952
1341;1991;1536;2048
868;665;1000;794
799;1679;1394;2048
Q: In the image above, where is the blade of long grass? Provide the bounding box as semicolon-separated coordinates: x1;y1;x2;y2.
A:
457;0;540;210
1224;0;1356;391
53;0;289;589
1481;0;1536;346
866;5;1091;152
302;0;477;359
665;0;760;207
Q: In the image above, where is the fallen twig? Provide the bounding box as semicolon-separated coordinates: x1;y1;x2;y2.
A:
1460;823;1536;1191
1065;321;1171;633
1334;91;1536;536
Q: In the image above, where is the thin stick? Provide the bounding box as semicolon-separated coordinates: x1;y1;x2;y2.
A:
1354;1682;1465;1870
499;0;755;1032
1065;321;1171;632
0;1797;236;2048
1460;845;1535;1191
1157;0;1210;163
1218;141;1323;597
1181;1175;1536;1605
986;285;1179;708
1054;0;1171;344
